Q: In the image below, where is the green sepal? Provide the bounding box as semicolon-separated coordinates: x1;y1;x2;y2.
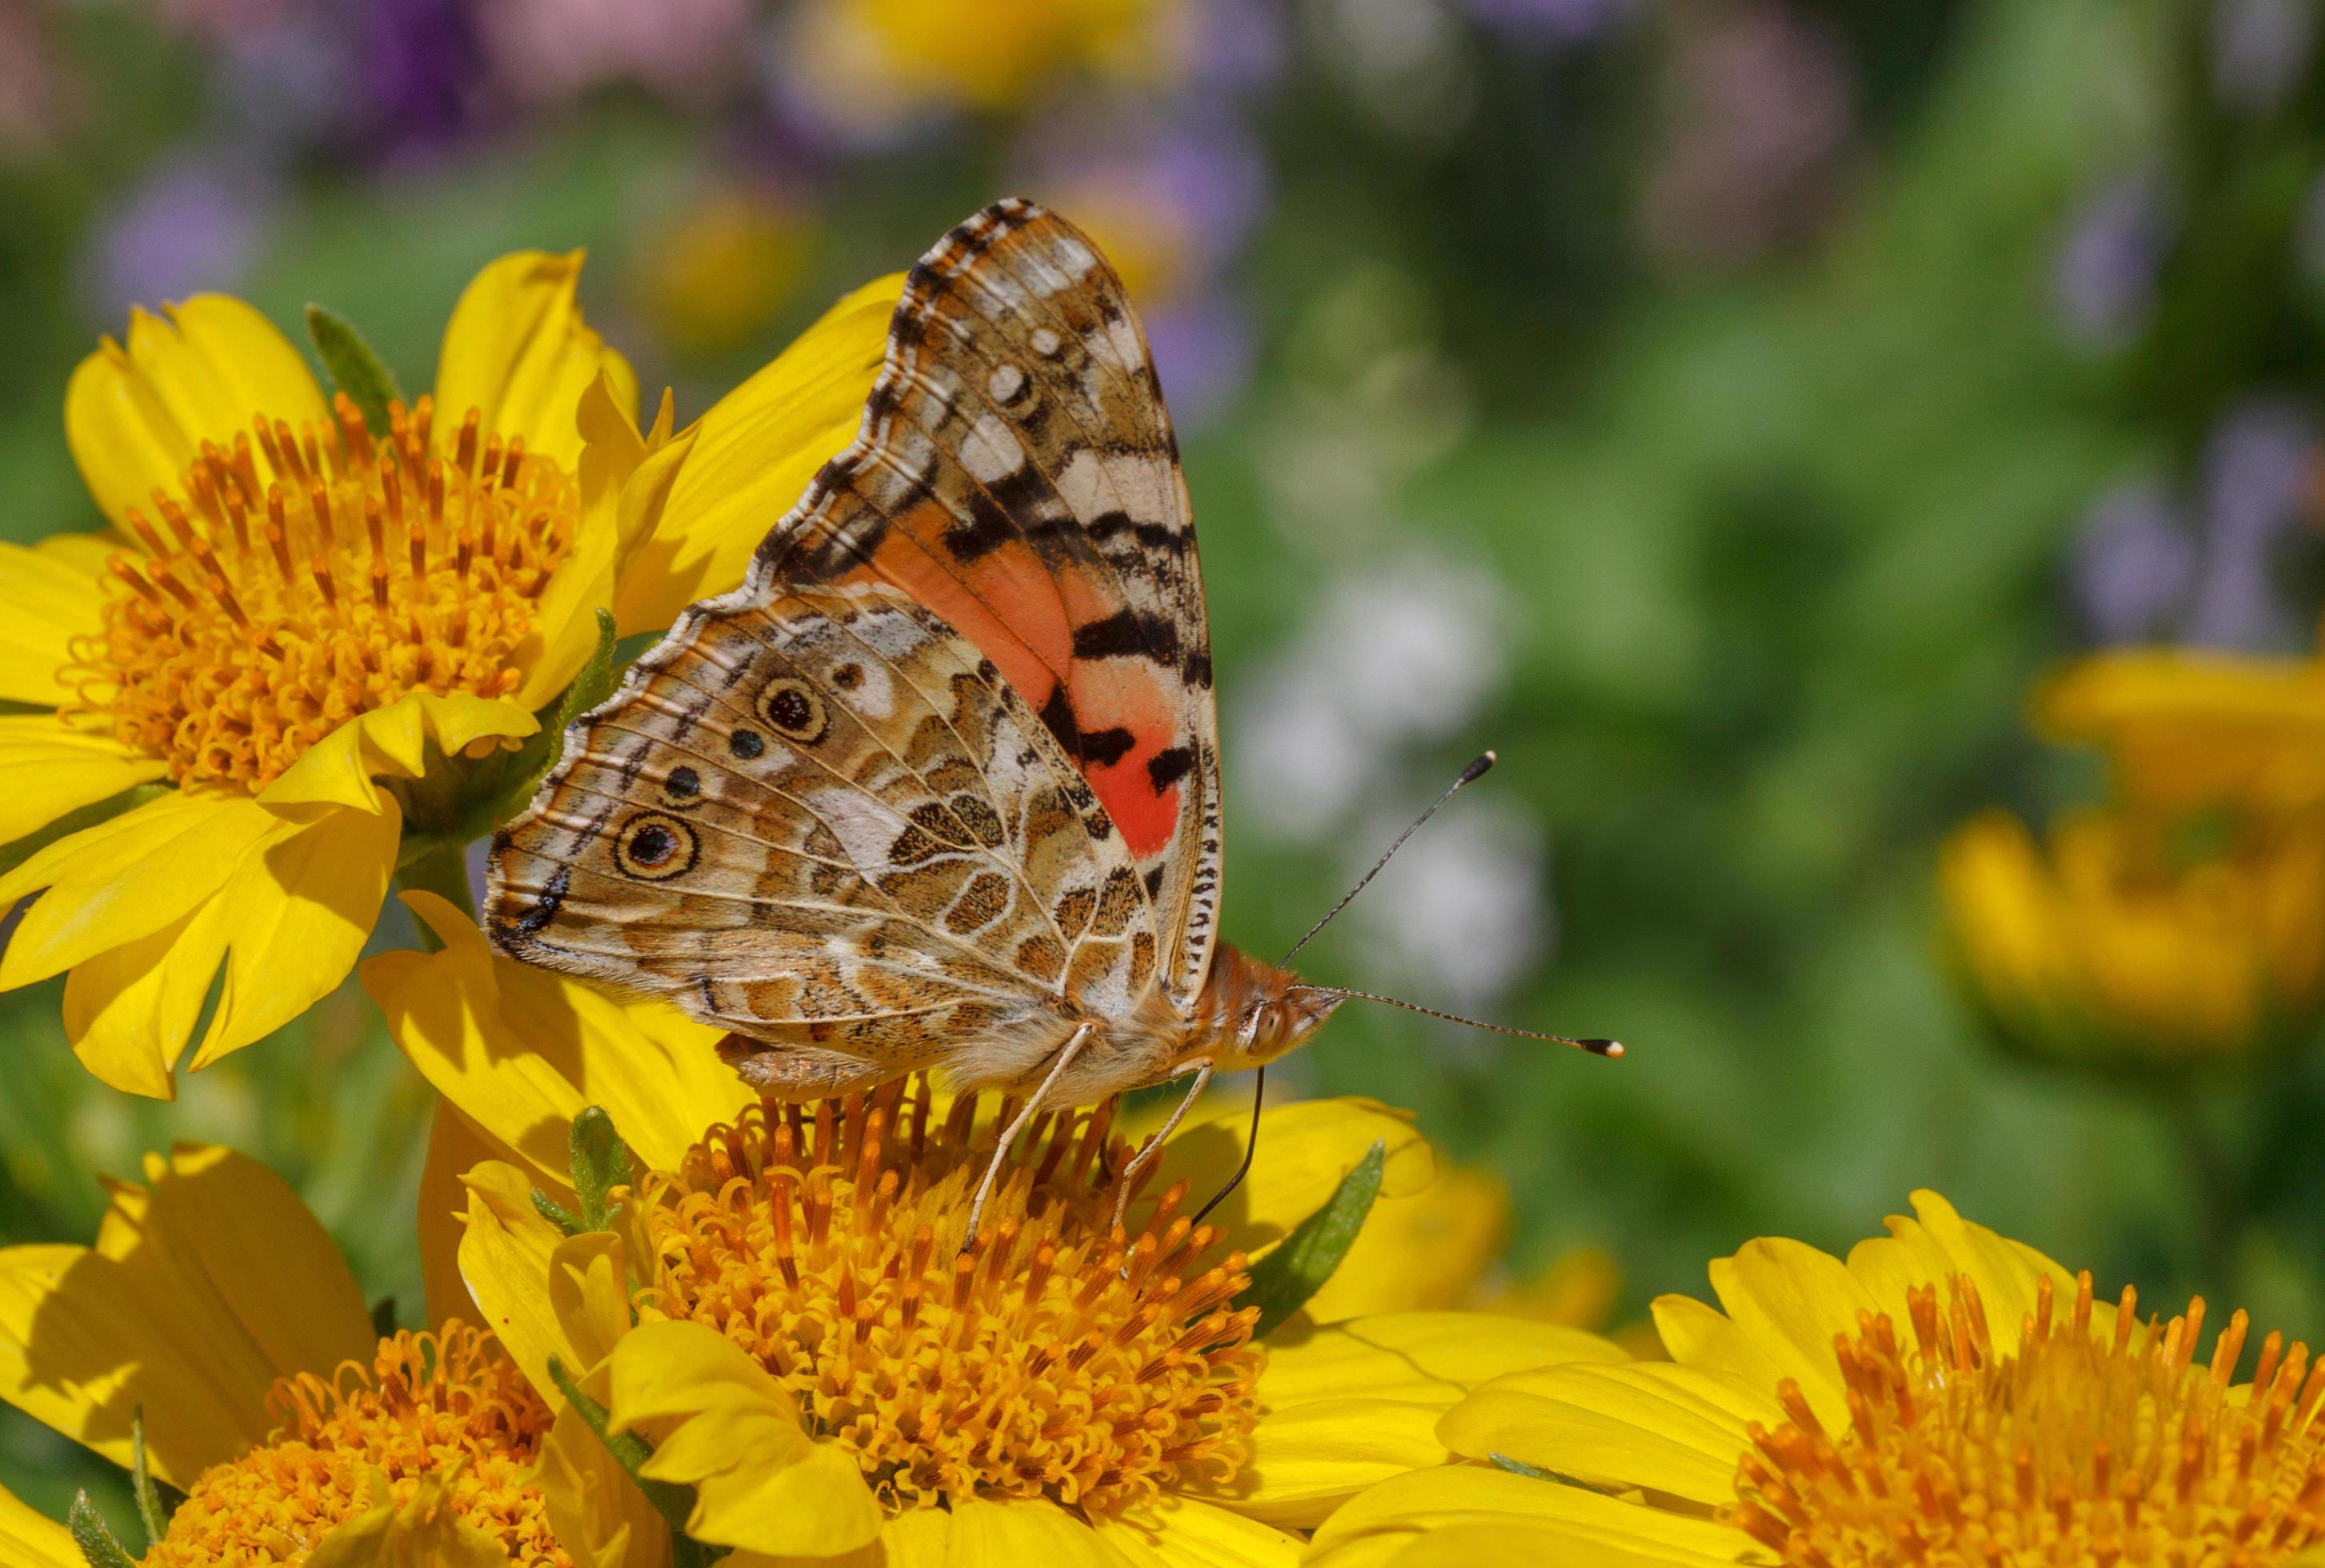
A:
0;782;169;880
1490;1451;1556;1480
487;607;620;829
130;1405;170;1547
546;1355;722;1566
1231;1138;1386;1338
532;1186;586;1238
369;1295;399;1339
305;304;403;436
570;1104;633;1232
68;1494;138;1568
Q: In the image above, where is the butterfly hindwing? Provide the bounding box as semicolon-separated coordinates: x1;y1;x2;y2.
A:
755;199;1223;1014
487;580;1163;1094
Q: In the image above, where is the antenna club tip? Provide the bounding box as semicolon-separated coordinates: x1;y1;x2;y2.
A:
1459;751;1497;786
1587;1039;1624;1058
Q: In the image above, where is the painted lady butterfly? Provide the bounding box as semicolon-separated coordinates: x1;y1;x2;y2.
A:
483;200;1613;1226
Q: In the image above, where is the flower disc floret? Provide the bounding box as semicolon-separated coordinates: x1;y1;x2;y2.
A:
638;1075;1267;1514
69;393;578;791
1734;1270;2325;1568
146;1321;569;1567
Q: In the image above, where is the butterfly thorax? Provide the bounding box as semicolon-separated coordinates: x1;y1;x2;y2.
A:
1166;943;1346;1078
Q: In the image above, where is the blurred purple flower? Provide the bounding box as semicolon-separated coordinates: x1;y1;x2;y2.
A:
2053;173;2171;350
84;158;272;323
1145;294;1253;427
2073;482;2195;645
2187;400;2315;651
1464;0;1633;46
1188;0;1288;93
0;0;75;154
479;0;753;106
1640;2;1852;270
2213;0;2311;115
354;0;488;158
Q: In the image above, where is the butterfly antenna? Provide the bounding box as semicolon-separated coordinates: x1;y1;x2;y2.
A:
1299;986;1623;1057
1191;1066;1265;1227
1279;750;1499;966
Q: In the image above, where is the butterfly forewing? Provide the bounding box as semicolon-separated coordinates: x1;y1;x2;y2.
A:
754;199;1223;1013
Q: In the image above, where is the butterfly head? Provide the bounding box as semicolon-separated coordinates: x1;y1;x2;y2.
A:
1199;946;1346;1072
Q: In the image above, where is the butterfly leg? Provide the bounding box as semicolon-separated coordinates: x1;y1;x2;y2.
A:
964;1022;1095;1251
1109;1058;1215;1237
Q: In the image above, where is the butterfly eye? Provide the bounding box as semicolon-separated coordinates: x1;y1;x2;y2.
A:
614;812;699;882
758;678;828;743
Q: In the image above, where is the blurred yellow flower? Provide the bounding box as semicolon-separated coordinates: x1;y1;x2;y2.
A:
794;0;1178;126
1311;1190;2323;1568
0;1142;653;1564
366;893;1624;1562
0;255;893;1098
2039;649;2325;818
634;186;812;357
1939;806;2325;1066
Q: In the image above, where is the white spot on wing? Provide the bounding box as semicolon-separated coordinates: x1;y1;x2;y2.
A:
987;363;1026;403
958;413;1026;483
1030;327;1062;358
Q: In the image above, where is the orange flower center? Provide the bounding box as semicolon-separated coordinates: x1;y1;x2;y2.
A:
1731;1271;2325;1568
638;1075;1266;1514
146;1322;570;1566
66;393;578;791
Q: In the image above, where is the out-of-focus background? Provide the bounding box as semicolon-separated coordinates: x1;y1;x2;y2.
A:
8;0;2325;1515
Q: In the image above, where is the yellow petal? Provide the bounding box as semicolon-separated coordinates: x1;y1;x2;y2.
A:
0;536;112;706
1155;1097;1434;1252
1306;1466;1742;1568
1093;1493;1304;1568
455;1158;574;1401
1303;1165;1511;1323
605;1318;883;1558
0;1144;372;1486
534;1402;671;1568
928;1496;1145;1568
418;1101;503;1330
306;1466;514;1568
434;251;636;475
0;791;282;987
366;893;750;1188
1702;1236;1876;1427
0;715;167;846
0;1478;77;1568
187;797;401;1069
1437;1362;1774;1504
1216;1312;1622;1528
549;1232;633;1376
259;690;538;811
66;295;329;530
612;274;899;634
54;798;396;1094
514;498;618;710
1846;1190;2083;1361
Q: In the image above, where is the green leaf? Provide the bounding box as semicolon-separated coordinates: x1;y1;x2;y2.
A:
546;1355;722;1566
0;782;169;879
305;304;403;436
130;1406;168;1547
67;1493;138;1568
532;1186;585;1238
570;1104;633;1232
1231;1138;1386;1338
489;607;620;828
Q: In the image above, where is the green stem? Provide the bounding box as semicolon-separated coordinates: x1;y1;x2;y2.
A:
394;838;475;952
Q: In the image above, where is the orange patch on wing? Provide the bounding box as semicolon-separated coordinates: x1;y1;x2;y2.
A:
857;534;1069;710
1078;666;1183;858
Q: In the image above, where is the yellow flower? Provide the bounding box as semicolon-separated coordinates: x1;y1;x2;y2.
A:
2038;650;2325;819
793;0;1178;123
1939;806;2325;1065
0;256;894;1098
366;893;1627;1565
635;187;814;357
0;1142;656;1564
1311;1190;2325;1568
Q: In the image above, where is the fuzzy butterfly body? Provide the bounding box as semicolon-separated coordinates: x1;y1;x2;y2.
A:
486;200;1341;1105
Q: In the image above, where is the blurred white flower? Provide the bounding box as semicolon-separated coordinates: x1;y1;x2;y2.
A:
1235;554;1507;838
1352;796;1549;1007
